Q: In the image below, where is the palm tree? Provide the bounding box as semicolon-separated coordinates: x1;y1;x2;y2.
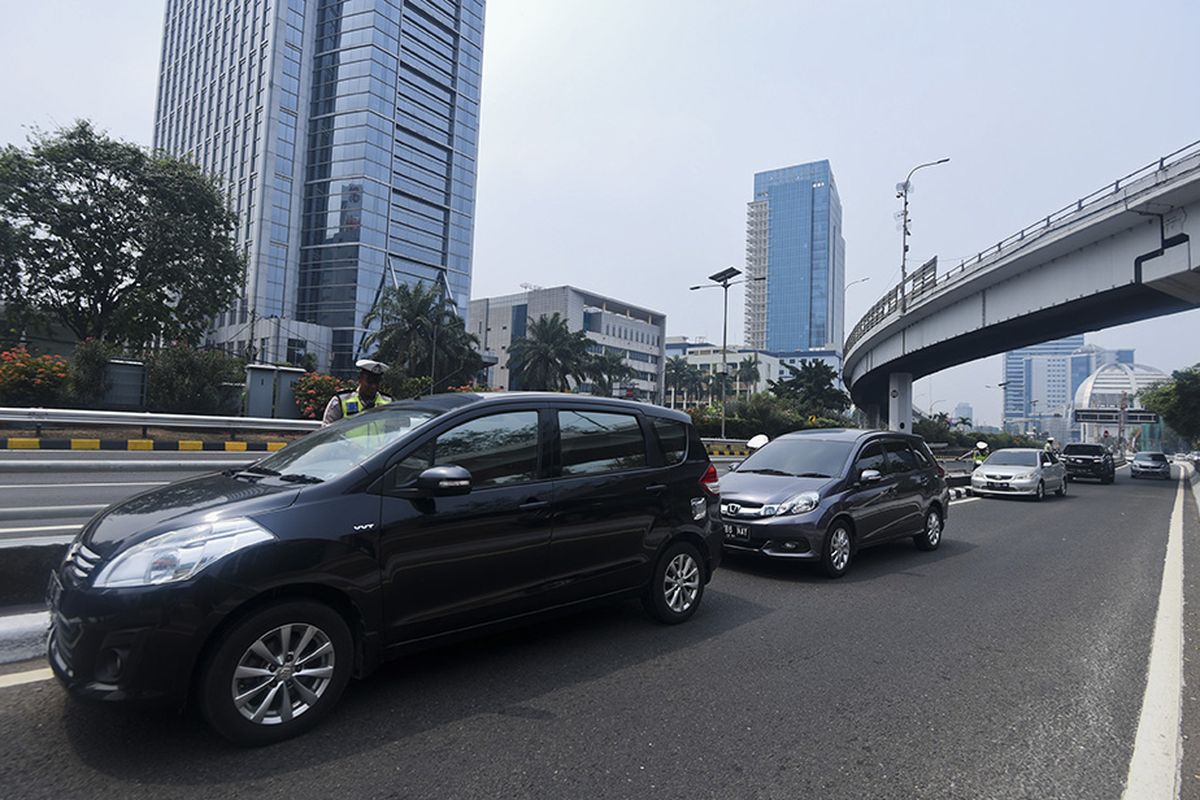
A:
589;350;635;397
506;312;592;391
362;281;482;388
665;356;689;408
956;415;972;429
735;356;761;401
683;365;705;408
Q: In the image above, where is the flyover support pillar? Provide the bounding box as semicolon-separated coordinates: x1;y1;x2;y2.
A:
888;373;913;434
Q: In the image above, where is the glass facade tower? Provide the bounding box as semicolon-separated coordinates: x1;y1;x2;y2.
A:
154;0;484;373
744;161;845;354
1001;335;1085;431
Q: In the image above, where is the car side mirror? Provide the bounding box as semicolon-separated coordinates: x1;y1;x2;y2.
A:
859;469;882;484
415;465;473;497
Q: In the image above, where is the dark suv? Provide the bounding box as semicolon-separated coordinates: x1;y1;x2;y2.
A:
47;393;721;745
719;429;950;578
1061;443;1116;483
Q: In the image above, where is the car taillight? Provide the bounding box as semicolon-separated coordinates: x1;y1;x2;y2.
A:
700;463;720;497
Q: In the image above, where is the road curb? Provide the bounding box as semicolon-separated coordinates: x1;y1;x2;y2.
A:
0;438;288;452
0;610;49;666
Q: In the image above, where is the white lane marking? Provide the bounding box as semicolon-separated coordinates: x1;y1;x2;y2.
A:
1120;464;1188;798
951;497;980;506
0;668;54;689
0;524;81;534
0;481;168;490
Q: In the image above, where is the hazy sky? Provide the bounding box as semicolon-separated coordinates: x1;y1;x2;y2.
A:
2;0;1198;425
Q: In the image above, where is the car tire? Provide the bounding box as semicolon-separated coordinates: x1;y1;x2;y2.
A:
1034;481;1045;502
821;521;853;579
913;506;943;551
199;600;353;746
1055;477;1067;497
642;540;705;625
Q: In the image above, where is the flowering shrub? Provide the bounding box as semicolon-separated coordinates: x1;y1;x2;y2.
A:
294;372;349;420
0;347;70;406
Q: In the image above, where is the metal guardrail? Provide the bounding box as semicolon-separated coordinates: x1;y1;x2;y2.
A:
0;407;320;434
845;139;1200;354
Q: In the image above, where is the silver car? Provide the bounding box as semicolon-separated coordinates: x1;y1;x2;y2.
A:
970;448;1068;500
1130;451;1172;480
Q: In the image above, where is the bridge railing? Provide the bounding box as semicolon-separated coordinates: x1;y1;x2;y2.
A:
845;138;1200;355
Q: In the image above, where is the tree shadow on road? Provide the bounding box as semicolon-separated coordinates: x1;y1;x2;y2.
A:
51;589;770;788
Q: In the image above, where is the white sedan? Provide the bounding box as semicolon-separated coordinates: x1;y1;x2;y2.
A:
970;448;1068;501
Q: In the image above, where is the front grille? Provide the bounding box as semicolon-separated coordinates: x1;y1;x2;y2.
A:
721;501;765;519
64;542;101;582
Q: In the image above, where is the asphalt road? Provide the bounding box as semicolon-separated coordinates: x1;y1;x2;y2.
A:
0;464;1195;799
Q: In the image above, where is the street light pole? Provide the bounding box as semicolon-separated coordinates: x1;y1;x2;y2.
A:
897;158;949;312
690;267;762;439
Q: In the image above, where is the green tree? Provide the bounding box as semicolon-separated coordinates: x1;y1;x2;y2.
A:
955;415;972;429
588;350;634;397
665;355;689;407
362;280;483;390
0;121;243;347
1139;366;1200;446
506;312;591;391
769;359;850;417
145;344;244;414
735;356;761;400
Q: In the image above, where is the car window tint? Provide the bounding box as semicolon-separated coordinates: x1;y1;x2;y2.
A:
434;411;540;488
559;410;647;476
855;443;885;474
652;418;688;466
883;442;919;474
392;441;434;488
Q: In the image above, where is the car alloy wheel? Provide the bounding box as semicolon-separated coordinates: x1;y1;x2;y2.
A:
201;600;353;746
643;541;705;624
1055;477;1067;497
914;507;942;551
232;623;335;726
1034;481;1045;502
822;523;852;578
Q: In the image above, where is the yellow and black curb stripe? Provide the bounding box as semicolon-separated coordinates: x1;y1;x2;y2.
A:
0;438;288;452
704;444;750;458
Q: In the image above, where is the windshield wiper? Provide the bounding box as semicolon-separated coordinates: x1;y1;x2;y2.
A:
738;468;795;477
279;473;324;484
792;472;831;478
243;465;281;476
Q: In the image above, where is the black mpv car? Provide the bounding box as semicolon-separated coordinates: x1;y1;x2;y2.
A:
47;394;721;745
719;429;950;578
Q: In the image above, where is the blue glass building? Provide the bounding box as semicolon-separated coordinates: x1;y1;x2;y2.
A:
154;0;485;373
744;161;845;354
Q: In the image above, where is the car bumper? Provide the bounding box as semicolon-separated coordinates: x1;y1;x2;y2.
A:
46;571;218;707
1064;463;1110;478
969;482;1041;497
1130;467;1170;478
720;516;824;561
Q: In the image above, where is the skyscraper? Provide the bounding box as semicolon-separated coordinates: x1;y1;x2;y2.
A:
1001;335;1084;432
154;0;485;373
744;160;846;354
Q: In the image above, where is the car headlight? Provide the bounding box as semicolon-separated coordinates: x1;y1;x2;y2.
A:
761;491;820;517
92;517;275;589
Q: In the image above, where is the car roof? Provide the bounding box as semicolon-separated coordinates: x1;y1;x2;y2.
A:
384;391;693;424
991;448;1041;453
774;428;923;444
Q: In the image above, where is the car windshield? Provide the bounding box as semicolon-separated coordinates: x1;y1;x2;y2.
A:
252;403;441;481
985;450;1038;467
735;438;854;478
1063;445;1104;456
1137;453;1168;462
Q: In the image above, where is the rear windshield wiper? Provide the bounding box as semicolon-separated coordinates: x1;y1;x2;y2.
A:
279;473;324;484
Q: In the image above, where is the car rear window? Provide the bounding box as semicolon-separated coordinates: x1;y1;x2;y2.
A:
559;410;648;475
651;418;688;466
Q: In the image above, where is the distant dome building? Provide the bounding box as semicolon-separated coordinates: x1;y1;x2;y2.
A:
1073;362;1168;409
1073;362;1169;447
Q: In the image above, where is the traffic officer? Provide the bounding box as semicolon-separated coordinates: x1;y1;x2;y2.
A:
1044;436;1056;453
322;359;393;425
971;441;989;467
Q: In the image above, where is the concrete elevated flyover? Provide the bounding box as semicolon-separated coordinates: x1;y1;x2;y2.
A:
844;141;1200;431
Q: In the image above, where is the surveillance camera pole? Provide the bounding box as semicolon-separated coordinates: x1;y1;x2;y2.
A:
898;158;950;312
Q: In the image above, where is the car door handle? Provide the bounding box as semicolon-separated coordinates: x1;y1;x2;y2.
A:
645;484;667;494
519;499;549;511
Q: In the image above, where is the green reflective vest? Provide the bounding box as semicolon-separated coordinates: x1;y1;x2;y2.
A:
338;391;392;418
